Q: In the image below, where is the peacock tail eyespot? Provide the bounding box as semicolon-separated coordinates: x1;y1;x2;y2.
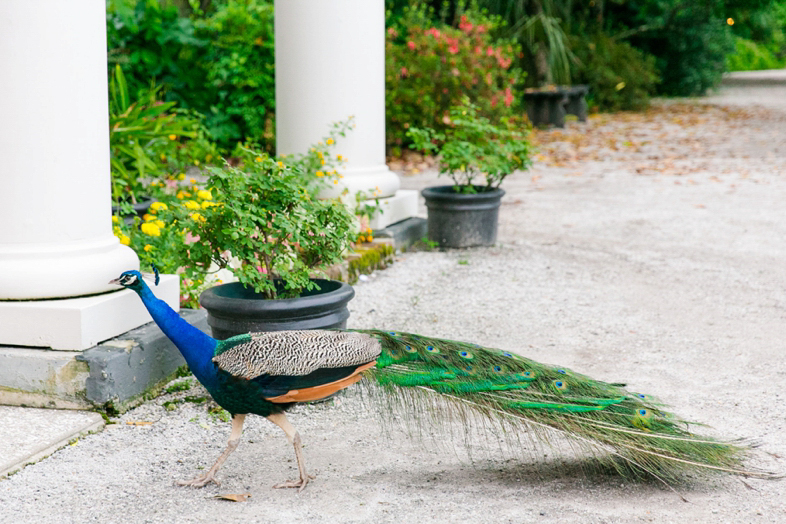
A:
426;346;439;354
458;351;473;359
492;365;505;373
557;369;567;374
388;332;397;336
523;371;535;378
501;351;513;358
404;345;417;353
552;379;568;391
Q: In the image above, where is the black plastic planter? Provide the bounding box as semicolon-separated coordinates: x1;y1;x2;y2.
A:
199;279;355;340
422;186;505;248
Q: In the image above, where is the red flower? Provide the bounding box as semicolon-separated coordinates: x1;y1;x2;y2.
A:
504;87;514;107
487;46;494;57
400;66;409;77
407;41;416;51
448;43;459;54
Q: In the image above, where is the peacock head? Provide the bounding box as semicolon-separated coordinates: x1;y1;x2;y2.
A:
109;270;147;292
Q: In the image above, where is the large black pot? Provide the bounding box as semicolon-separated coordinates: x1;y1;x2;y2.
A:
199;279;355;340
421;185;505;248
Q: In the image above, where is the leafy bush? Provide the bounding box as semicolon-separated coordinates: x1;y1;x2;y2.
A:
109;65;217;204
107;0;276;151
726;37;785;71
570;33;659;112
407;98;532;192
191;0;275;149
386;6;521;153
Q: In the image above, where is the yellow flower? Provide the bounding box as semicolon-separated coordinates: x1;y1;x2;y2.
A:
143;244;153;252
189;212;206;223
176;191;191;199
316;170;324;177
326;138;334;145
277;161;284;168
336;154;344;161
190;178;197;184
333;179;339;184
111;215;119;223
117;233;131;246
196;189;213;201
194;160;200;166
320;159;326;166
140;223;161;237
255;156;263;162
205;154;213;162
169;134;177;141
184;200;201;211
143;213;154;222
150;202;168;213
201;200;218;209
153;219;165;229
160;154;167;162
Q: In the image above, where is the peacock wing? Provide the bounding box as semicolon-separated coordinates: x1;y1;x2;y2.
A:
212;330;381;402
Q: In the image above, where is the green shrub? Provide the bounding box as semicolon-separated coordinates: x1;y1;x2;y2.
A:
109;65;218;204
386;5;521;153
107;0;276;151
570;33;659;112
407;98;532;192
726;36;786;71
192;0;276;150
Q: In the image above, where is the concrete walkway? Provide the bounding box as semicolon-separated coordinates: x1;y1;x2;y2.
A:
1;73;785;522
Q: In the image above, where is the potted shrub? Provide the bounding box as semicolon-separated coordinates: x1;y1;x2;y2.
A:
408;98;532;248
166;150;356;339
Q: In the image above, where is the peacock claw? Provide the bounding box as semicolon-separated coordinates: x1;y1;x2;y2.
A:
176;474;220;488
273;473;316;492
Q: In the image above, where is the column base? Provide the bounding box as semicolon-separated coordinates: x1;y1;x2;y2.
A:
0;274;179;351
367;189;420;230
0;309;208;412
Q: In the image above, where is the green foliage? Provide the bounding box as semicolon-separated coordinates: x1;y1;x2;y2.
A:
191;0;276;149
109;65;218;203
172;151;355;300
407;98;532;192
600;1;734;96
570;33;659;111
107;0;276;151
726;36;786;71
386;4;521;153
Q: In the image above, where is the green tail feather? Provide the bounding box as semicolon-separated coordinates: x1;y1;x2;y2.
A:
356;329;773;483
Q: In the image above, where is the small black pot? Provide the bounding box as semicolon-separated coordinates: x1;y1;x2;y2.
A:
421;185;505;248
112;196;155;219
199;279;355;340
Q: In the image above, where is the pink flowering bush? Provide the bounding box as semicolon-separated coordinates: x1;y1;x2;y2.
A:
386;8;521;153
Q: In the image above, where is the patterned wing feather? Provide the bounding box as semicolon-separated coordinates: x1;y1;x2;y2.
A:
212;330;381;379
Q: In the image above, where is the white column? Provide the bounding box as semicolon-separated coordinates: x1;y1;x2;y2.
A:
0;0;138;300
275;0;417;228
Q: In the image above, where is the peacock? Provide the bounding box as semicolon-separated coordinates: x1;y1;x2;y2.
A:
110;269;772;491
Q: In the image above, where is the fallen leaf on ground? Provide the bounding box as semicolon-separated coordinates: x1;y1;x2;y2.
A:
214;493;252;502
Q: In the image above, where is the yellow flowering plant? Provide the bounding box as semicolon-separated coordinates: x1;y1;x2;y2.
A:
172;149;355;300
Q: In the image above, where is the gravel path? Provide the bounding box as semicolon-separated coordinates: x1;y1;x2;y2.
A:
2;100;785;523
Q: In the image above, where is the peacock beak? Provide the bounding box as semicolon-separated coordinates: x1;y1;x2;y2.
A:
108;277;122;286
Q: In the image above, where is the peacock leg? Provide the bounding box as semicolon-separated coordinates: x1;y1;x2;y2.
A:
266;412;315;492
177;413;246;488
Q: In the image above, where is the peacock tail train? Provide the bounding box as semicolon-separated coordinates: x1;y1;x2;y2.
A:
354;329;766;484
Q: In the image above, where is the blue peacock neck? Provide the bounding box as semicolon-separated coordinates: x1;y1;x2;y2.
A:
134;283;218;382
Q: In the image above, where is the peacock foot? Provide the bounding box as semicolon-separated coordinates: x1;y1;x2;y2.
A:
176;472;221;488
273;473;316;492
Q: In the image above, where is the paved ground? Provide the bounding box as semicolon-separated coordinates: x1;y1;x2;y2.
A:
1;72;785;523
